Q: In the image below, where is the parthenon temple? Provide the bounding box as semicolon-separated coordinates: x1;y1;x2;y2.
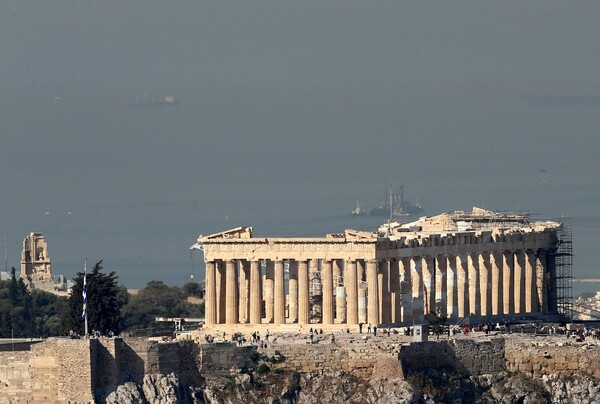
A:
194;208;562;327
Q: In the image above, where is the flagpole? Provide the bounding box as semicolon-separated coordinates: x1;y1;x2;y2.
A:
83;258;88;338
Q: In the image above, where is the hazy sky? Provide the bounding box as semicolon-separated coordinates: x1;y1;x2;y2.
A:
1;2;599;289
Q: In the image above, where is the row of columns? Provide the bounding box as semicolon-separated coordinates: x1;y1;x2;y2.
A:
204;249;551;326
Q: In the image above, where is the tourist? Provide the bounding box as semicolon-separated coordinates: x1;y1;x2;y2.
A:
330;334;336;345
373;326;377;336
367;323;372;333
359;322;363;333
266;329;270;341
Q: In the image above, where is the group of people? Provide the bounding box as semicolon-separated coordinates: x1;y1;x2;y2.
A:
358;322;379;336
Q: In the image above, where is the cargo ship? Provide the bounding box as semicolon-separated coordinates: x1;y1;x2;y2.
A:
368;185;423;217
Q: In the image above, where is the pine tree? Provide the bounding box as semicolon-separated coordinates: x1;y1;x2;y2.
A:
67;260;122;335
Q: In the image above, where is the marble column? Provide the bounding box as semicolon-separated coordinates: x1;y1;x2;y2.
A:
536;250;548;312
310;259;321;316
490;252;503;316
345;259;358;324
217;260;226;323
411;257;424;323
239;260;250;323
333;260;345;323
422;256;435;316
479;253;491;317
225;259;238;324
400;258;412;323
367;259;380;326
288;260;298;323
265;260;274;323
446;255;457;318
322;260;334;324
435;255;447;318
274;260;286;324
525;250;537;313
204;261;216;325
389;259;401;323
456;254;469;318
514;251;526;314
249;260;262;324
502;252;514;315
379;260;391;324
468;253;480;316
298;260;310;324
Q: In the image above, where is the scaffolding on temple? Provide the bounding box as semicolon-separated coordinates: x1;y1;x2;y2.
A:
553;217;573;319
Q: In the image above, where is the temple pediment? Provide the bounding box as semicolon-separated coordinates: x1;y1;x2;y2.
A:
203;227;253;240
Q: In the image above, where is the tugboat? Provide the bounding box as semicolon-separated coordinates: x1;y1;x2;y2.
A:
351;200;366;216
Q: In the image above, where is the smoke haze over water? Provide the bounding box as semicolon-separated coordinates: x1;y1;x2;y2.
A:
0;2;598;293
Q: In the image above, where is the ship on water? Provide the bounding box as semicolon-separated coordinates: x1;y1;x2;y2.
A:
130;93;177;108
368;184;423;217
350;200;366;216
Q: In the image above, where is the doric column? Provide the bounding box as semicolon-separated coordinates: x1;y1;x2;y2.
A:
502;251;514;315
367;259;380;326
225;259;238;324
274;260;286;324
435;255;447;318
399;258;412;323
547;250;558;312
204;261;216;325
309;259;321;320
288;260;298;322
411;256;424;323
490;252;503;316
389;258;400;323
322;260;334;324
249;260;262;324
479;253;491;317
298;260;310;324
514;251;526;314
422;256;435;316
456;254;469;318
345;259;358;324
333;259;345;323
379;260;391;324
216;260;226;323
264;260;274;323
446;255;457;319
536;250;548;312
525;250;537;313
239;260;250;323
468;253;480;316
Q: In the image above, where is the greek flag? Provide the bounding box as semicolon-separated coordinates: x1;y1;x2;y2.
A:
81;266;87;321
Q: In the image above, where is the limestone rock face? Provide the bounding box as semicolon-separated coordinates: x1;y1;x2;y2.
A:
105;381;146;404
543;373;600;404
142;373;182;404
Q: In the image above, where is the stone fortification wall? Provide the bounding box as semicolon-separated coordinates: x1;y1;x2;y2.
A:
259;341;401;378
150;340;203;386
504;339;600;379
28;338;95;403
199;343;255;375
1;335;600;403
94;337;149;389
0;350;32;403
399;338;506;376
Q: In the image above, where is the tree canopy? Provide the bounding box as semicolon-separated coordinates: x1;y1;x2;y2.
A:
0;262;204;338
67;260;122;335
